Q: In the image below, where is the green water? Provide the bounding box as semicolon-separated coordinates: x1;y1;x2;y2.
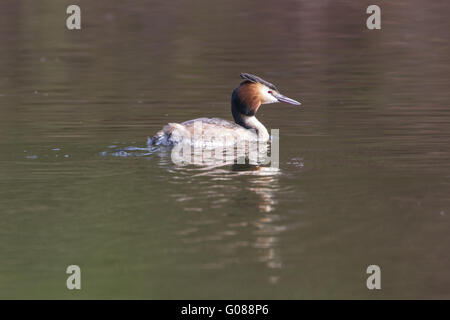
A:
0;0;449;299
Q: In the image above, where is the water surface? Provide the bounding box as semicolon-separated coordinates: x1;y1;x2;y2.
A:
0;0;449;299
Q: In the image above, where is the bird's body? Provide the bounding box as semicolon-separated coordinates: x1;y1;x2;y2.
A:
150;117;258;147
149;73;301;147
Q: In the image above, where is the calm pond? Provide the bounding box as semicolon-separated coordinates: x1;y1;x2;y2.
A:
0;0;449;298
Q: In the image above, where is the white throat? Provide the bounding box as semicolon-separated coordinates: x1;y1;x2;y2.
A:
241;115;270;141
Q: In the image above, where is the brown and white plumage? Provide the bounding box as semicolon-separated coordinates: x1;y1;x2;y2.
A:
149;73;301;147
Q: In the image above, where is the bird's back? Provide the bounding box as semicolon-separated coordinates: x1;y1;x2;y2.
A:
149;117;257;147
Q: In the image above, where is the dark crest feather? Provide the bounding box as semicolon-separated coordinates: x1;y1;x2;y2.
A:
240;73;278;91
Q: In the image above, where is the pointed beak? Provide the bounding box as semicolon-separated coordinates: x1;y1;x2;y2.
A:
274;93;301;105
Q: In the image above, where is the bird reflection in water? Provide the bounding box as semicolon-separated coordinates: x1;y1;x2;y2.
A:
169;162;286;284
232;164;284;283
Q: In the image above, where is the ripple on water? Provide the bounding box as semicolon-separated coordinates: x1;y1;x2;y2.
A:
24;147;70;160
100;145;157;157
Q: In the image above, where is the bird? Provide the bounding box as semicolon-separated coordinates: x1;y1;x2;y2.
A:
149;73;301;147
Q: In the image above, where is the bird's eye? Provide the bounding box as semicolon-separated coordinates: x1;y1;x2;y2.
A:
268;91;272;94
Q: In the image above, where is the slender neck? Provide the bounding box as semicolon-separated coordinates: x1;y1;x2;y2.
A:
232;103;269;141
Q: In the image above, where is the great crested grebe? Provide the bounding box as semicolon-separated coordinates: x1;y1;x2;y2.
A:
149;73;301;146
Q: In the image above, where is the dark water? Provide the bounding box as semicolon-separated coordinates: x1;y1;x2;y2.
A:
0;0;449;299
